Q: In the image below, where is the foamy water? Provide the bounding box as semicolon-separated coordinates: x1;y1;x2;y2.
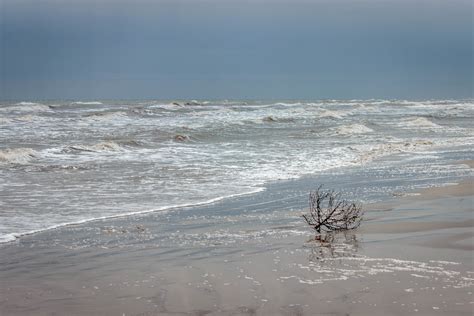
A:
0;99;473;243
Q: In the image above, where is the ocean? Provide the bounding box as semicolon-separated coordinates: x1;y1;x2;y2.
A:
0;99;473;244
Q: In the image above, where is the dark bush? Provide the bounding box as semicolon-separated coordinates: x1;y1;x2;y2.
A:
302;186;363;233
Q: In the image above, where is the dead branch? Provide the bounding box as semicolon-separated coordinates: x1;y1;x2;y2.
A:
302;186;363;232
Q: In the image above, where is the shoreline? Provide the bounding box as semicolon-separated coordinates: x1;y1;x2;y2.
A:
0;161;473;315
0;187;265;245
1;159;472;246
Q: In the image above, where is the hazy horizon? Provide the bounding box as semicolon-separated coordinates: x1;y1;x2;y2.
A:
1;0;472;100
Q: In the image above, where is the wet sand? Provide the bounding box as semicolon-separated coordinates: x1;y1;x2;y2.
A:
0;173;473;315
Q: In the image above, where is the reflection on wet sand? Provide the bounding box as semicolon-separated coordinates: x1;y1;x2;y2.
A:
305;231;360;262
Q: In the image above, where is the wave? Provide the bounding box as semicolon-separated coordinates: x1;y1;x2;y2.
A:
16;102;37;105
72;101;103;105
272;102;304;107
16;115;36;122
82;111;127;121
32;164;93;173
164;100;210;106
401;117;441;129
335;124;373;135
149;103;184;111
354;139;435;164
261;116;296;123
319;110;347;119
0;148;38;164
0;103;52;112
1;115;44;123
63;141;124;153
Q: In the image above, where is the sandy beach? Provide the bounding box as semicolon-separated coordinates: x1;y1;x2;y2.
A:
0;161;472;316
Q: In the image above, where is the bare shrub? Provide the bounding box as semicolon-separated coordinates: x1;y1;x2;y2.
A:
302;186;363;233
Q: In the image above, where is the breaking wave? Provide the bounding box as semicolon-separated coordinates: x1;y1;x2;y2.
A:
319;109;347;119
0;148;38;164
0;102;51;112
72;101;103;105
63;141;124;153
401;117;441;128
82;111;128;121
354;140;435;163
335;124;373;135
149;103;184;111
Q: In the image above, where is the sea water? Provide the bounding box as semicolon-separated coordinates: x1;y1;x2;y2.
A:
0;99;473;243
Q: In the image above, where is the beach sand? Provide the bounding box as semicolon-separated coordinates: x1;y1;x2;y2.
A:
0;167;473;315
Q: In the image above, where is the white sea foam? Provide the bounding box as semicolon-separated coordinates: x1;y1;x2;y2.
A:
16;115;36;122
402;117;441;128
335;124;373;135
0;187;264;245
1;102;51;112
354;140;435;164
82;111;127;121
272;102;304;107
319;109;346;119
279;255;471;287
0;233;17;243
73;101;103;105
65;141;123;153
0;148;38;164
16;102;37;105
149;103;183;111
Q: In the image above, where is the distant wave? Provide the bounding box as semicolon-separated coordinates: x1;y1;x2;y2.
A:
319;109;347;119
149;103;184;111
0;148;38;164
1;102;52;112
16;115;36;122
184;100;208;106
72;101;103;105
335;124;373;135
15;102;40;106
0;115;43;123
165;100;212;107
401;117;441;129
396;100;428;107
82;111;127;121
273;102;303;107
63;141;124;153
261;116;296;123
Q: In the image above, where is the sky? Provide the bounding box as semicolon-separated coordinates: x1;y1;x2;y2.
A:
0;0;472;100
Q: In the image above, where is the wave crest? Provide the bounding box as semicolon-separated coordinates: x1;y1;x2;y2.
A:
72;101;103;105
335;124;373;135
82;111;127;121
64;141;124;153
1;103;52;112
0;148;38;164
319;110;347;119
355;140;435;163
402;117;440;128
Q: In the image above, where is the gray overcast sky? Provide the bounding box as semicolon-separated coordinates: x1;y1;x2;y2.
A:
0;0;472;100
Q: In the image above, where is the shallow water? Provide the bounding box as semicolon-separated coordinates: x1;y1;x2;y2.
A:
0;99;473;242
